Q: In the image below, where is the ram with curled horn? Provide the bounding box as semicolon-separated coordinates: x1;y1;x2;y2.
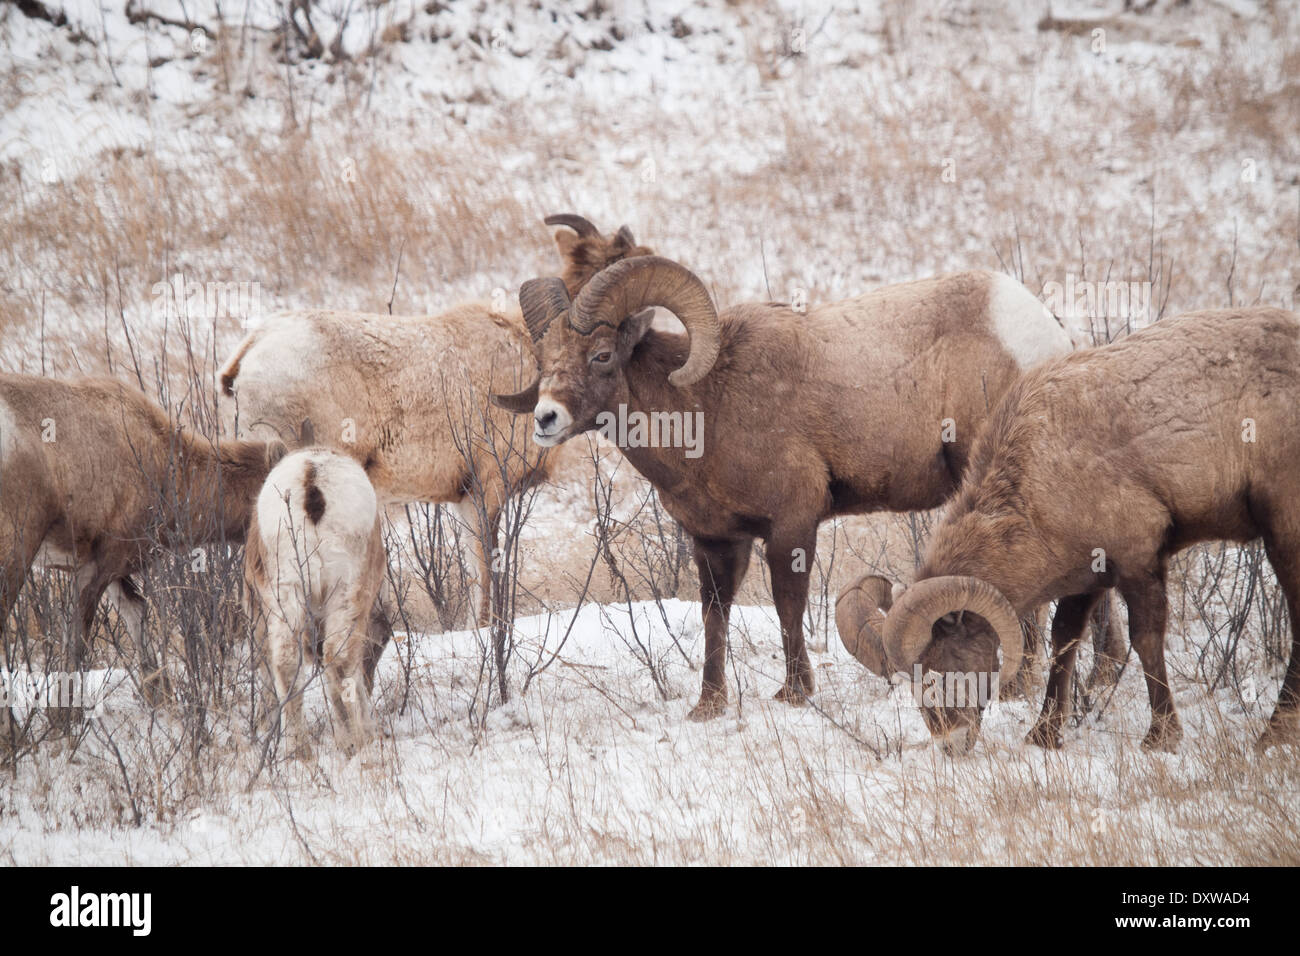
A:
493;254;1118;721
853;306;1300;755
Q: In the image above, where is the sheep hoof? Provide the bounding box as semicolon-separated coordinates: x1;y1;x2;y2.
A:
1140;720;1183;753
940;726;978;757
1085;661;1122;695
774;669;815;706
1025;722;1062;750
1256;716;1299;754
49;706;88;735
773;682;811;706
686;694;726;722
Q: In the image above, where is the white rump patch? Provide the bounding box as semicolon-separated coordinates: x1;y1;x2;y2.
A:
988;273;1074;369
255;448;380;603
0;399;20;462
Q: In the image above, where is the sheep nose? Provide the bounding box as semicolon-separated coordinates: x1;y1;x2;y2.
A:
536;409;558;430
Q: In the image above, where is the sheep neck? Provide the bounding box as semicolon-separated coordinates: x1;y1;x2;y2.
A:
613;330;713;496
164;432;269;546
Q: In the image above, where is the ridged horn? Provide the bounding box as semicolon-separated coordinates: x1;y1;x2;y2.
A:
519;277;571;344
543;213;599;237
490;377;539;414
835;574;894;677
569;256;721;387
882;576;1023;681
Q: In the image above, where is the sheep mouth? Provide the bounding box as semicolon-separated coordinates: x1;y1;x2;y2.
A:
533;424;570;446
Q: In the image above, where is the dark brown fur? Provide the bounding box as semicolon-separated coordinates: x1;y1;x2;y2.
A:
502;267;1071;720
302;462;326;524
553;225;653;298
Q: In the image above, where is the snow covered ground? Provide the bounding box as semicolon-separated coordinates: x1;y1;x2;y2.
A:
2;596;1295;865
1;0;1297;864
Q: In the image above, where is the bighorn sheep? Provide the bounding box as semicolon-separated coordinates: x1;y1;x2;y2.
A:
491;256;1091;720
0;374;282;705
244;446;385;755
218;215;652;629
846;307;1300;754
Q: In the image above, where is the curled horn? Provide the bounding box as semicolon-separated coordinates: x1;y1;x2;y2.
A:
490;378;538;414
882;576;1023;682
543;213;599;238
569;256;721;387
835;574;895;677
491;278;570;414
519;277;571;344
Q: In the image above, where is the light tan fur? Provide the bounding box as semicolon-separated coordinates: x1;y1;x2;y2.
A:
243;448;385;756
218;218;651;628
0;374;280;708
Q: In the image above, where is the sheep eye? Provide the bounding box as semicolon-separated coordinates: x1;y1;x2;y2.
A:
590;351;613;365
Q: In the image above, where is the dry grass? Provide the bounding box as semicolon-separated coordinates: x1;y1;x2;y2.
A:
1;0;1298;864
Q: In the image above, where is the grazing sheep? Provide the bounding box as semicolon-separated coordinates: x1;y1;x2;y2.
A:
836;574;1127;707
491;256;1084;720
0;374;282;704
244;446;385;755
862;307;1300;754
218;214;652;630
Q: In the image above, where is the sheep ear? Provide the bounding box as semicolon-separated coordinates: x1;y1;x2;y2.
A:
298;417;316;446
617;309;655;353
613;225;635;247
491;379;539;414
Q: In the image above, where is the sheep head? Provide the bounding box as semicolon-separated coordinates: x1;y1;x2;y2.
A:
847;575;1021;755
491;256;723;447
546;213;654;297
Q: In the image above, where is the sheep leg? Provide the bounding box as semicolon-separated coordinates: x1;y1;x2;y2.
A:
361;595;393;696
1027;592;1100;749
687;537;751;721
0;505;47;640
1002;608;1046;701
323;605;374;754
0;509;47;749
1083;590;1128;703
767;532;817;705
0;513;42;745
105;577;169;706
55;563;114;728
1258;536;1300;752
267;616;313;759
458;497;502;629
1120;571;1181;752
